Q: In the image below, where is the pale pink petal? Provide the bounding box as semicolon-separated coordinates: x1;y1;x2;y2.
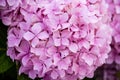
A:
88;0;97;3
0;0;6;6
29;70;36;79
53;38;61;46
82;53;94;66
33;63;42;71
58;70;65;78
69;43;78;53
62;23;70;29
51;70;59;79
115;5;120;13
53;54;60;65
47;46;57;56
38;31;49;40
44;58;53;68
31;23;43;35
59;13;69;23
60;50;69;58
31;37;39;47
73;32;80;38
22;55;29;66
58;60;68;70
72;63;79;75
7;0;15;6
23;31;35;41
114;34;120;43
31;48;44;56
61;38;69;46
2;17;12;26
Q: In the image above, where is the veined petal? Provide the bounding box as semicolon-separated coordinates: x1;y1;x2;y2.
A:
69;43;78;53
38;31;49;40
31;37;39;47
23;31;34;41
31;23;43;35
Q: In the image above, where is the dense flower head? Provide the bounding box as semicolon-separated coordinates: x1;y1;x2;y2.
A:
0;0;112;80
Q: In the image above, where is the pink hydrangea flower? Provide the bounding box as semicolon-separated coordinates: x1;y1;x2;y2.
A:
1;0;112;80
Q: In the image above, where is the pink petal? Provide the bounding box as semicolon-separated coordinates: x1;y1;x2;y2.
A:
58;60;68;70
31;48;44;56
23;31;35;41
7;48;16;61
33;63;42;71
19;22;30;31
70;25;79;31
69;43;78;53
32;58;43;71
31;37;39;47
7;0;15;6
31;23;43;35
29;70;36;79
2;17;12;26
58;70;65;78
53;38;61;46
61;38;69;46
80;0;87;4
114;34;120;43
15;52;26;60
88;0;97;3
47;46;57;56
73;32;80;38
61;30;72;38
82;40;90;50
53;31;60;38
44;58;53;68
60;50;69;58
7;34;17;47
62;23;70;29
53;54;60;65
51;70;59;79
81;53;94;66
22;55;29;66
115;5;120;14
72;63;79;75
19;40;30;52
59;13;69;23
0;0;6;6
38;31;49;40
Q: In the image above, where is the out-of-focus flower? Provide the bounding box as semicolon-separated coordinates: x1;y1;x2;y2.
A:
106;0;120;64
98;0;120;80
0;0;112;80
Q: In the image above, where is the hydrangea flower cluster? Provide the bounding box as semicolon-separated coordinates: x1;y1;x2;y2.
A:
0;0;113;80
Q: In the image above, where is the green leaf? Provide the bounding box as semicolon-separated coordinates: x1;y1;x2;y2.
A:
0;21;14;73
0;63;17;80
17;74;43;80
0;53;14;73
17;74;32;80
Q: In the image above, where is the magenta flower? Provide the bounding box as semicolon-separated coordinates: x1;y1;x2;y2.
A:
1;0;113;80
